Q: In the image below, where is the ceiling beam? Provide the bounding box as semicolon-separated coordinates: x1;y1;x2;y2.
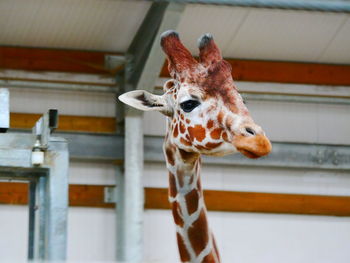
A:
125;2;185;92
1;47;350;86
0;46;114;74
150;0;350;13
162;58;350;86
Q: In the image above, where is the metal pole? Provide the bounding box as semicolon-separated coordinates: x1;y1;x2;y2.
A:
117;114;144;262
44;137;69;260
29;175;48;260
115;165;125;259
35;176;48;260
28;180;37;260
0;88;9;132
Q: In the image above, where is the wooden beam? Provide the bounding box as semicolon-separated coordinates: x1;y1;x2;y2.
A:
1;182;350;216
0;182;28;205
69;184;113;208
0;47;113;74
1;47;350;86
161;59;350;86
10;113;116;133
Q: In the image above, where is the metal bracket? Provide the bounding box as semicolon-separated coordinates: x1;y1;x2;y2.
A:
105;55;126;73
313;149;340;166
32;109;58;149
0;88;9;133
104;186;117;204
31;109;59;166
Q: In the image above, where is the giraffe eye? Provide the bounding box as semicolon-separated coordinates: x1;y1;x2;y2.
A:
180;100;200;113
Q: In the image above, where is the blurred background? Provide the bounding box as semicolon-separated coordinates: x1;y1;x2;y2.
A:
0;0;350;262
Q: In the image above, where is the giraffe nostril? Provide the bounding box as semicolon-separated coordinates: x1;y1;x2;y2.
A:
245;127;256;136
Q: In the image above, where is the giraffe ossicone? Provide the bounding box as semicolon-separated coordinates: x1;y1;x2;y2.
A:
119;31;272;263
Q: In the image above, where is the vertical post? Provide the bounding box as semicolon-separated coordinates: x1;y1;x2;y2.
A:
28;180;37;260
115;165;125;258
0;88;9;133
44;138;69;260
36;176;48;259
115;2;184;261
117;114;144;262
30;175;48;260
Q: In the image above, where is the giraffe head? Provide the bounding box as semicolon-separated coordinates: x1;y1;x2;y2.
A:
119;31;271;159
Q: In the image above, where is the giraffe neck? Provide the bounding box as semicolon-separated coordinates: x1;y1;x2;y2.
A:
164;142;220;263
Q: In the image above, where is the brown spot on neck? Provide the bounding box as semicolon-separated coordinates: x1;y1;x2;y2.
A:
188;209;209;256
165;147;175;166
176;233;191;262
203;252;217;262
168;172;177;198
172;201;184;227
185;188;200;215
176;170;185;188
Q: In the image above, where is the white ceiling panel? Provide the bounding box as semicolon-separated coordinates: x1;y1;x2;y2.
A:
0;1;349;64
318;17;350;63
0;0;150;51
176;4;249;57
226;9;347;62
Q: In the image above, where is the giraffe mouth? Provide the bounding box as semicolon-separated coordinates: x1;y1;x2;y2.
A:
233;134;272;159
238;149;260;159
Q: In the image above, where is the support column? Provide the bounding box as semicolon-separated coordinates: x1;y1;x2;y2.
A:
0;88;9;132
114;2;184;261
45;137;69;260
117;113;144;262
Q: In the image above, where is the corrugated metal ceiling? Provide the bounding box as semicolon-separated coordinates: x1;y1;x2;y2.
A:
0;0;349;63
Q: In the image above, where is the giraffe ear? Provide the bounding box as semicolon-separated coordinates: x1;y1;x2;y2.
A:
118;90;172;116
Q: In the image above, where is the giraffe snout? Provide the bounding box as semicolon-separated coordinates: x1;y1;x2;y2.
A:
233;123;272;159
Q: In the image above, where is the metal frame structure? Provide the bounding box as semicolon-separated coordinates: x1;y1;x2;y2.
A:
0;95;69;261
0;89;9;132
38;133;349;171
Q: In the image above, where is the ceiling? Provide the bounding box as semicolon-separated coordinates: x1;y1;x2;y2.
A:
0;0;349;64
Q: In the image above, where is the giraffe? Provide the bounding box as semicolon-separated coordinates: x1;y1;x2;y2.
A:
119;30;272;263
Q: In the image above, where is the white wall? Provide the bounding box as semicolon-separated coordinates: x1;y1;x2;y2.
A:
1;82;350;262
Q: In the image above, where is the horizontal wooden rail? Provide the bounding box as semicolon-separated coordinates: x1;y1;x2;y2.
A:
161;59;350;86
10;113;116;133
1;182;349;216
0;47;112;74
1;47;350;86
